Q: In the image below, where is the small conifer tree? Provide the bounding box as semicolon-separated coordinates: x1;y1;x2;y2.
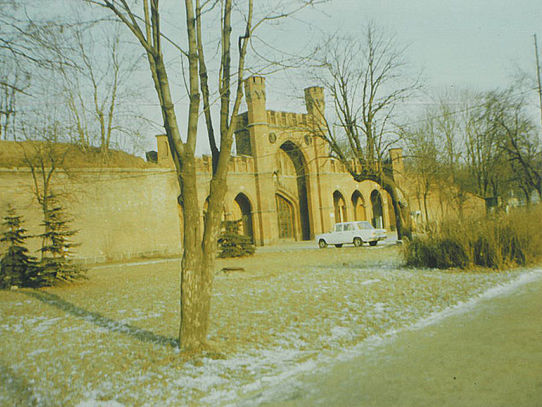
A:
38;194;85;285
218;220;255;258
0;206;41;288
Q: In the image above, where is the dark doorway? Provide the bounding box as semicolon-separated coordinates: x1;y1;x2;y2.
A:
370;190;384;228
234;193;254;242
279;141;311;240
333;190;347;223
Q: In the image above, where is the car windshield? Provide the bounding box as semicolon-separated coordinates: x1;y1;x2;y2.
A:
356;221;373;230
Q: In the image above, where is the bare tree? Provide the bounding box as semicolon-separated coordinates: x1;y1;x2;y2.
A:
492;89;542;201
59;24;144;153
308;25;419;239
84;0;316;352
18;120;73;256
0;64;25;140
464;91;516;206
403;115;441;225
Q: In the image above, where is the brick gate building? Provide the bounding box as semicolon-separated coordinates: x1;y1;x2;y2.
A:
157;76;399;245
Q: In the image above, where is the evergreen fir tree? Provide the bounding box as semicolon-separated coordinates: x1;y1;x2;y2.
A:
38;194;85;285
0;206;41;288
218;220;255;258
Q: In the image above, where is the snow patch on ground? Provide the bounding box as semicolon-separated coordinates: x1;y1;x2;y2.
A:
2;247;536;407
76;399;125;407
412;268;542;330
360;278;381;285
229;269;542;405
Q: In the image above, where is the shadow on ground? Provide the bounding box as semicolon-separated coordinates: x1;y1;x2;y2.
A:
20;290;179;348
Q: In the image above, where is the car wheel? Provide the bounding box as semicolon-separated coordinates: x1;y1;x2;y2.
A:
353;237;362;247
318;239;327;248
369;241;378;246
334;244;343;248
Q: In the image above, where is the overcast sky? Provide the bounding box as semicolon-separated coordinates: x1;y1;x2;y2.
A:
275;0;542;91
35;0;542;153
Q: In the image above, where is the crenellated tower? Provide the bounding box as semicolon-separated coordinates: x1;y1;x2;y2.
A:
242;76;279;245
304;86;325;121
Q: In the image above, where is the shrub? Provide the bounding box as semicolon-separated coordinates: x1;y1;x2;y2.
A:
0;206;42;288
38;197;86;285
435;238;470;269
218;220;255;258
404;205;542;270
472;235;498;268
405;236;469;269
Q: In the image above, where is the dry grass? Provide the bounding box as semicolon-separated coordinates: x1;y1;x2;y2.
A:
405;205;542;270
0;141;153;169
0;244;522;406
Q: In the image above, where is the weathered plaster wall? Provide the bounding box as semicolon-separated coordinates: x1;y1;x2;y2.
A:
0;167;183;263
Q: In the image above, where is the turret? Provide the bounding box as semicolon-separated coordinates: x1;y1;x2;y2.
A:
156;134;174;167
389;148;404;177
304;86;325;120
244;76;267;124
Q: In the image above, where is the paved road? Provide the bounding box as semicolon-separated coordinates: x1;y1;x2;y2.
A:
266;271;542;407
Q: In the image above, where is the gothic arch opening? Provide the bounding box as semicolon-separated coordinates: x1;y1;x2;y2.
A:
234;193;254;242
277;141;311;240
333;190;347;223
276;193;295;239
370;189;384;228
351;190;366;221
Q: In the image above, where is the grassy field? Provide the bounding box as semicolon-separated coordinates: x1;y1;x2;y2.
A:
0;243;525;406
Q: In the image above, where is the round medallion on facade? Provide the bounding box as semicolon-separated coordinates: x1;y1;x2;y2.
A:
268;132;277;144
304;134;312;145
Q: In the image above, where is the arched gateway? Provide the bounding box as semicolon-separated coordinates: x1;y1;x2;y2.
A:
275;141;311;240
370;189;384;228
234;193;254;242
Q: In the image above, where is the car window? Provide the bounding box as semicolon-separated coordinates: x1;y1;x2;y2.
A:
344;223;353;231
335;224;342;232
357;221;372;230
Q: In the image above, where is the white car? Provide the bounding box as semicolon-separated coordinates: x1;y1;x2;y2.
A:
316;221;387;248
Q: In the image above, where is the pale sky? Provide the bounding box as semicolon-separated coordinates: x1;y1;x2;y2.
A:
28;0;542;153
220;0;542;150
275;0;542;91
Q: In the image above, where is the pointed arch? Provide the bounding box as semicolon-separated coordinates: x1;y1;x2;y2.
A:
333;190;347;223
370;189;384;228
351;190;367;221
233;193;254;242
278;140;311;240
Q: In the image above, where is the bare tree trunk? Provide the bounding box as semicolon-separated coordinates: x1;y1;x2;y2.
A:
423;190;430;226
179;153;208;349
381;176;411;240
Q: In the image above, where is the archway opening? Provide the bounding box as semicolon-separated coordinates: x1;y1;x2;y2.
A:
370;190;384;228
333;190;347;223
276;194;295;239
351;190;366;221
234;193;254;242
278;141;311;240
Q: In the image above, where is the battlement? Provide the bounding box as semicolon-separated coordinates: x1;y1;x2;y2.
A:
196;154;255;174
246;75;265;87
304;86;325;117
304;86;324;99
328;157;362;174
266;110;309;128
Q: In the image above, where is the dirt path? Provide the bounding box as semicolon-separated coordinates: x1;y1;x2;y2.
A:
261;271;542;407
